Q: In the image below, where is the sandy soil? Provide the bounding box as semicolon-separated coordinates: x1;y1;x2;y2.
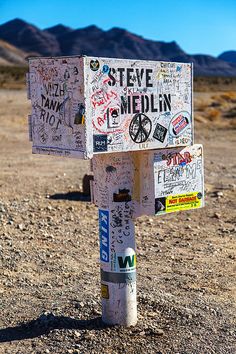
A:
0;89;235;354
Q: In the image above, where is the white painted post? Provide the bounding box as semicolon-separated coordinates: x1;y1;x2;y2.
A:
94;152;138;326
99;210;137;326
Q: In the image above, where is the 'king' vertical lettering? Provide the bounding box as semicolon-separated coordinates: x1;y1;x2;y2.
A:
99;209;109;262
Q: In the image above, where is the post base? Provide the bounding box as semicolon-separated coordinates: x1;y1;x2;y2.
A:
101;281;137;326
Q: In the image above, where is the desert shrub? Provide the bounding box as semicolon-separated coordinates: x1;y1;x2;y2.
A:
194;113;208;124
0;65;27;89
205;108;221;121
224;107;236;119
194;98;209;112
230;118;236;128
220;91;236;102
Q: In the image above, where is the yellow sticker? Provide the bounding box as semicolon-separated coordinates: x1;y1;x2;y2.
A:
166;192;202;213
101;284;109;299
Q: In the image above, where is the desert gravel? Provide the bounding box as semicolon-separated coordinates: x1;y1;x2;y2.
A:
0;89;235;354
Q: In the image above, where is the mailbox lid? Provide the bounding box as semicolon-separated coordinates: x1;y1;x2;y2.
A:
28;56;86;158
84;56;193;157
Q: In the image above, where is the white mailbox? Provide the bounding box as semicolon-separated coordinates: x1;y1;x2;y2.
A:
27;55;202;327
27;56;193;159
92;144;204;217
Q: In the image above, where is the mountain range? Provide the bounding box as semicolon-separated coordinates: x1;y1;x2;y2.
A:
0;18;236;77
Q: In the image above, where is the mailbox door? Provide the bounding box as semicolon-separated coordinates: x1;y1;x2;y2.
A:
84;56;193;158
140;144;204;216
91;145;204;218
28;56;86;158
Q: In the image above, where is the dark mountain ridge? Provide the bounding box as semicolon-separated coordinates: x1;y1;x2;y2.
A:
0;18;236;76
0;18;60;56
218;51;236;64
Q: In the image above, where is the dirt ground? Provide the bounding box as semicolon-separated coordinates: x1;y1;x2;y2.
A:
0;88;235;354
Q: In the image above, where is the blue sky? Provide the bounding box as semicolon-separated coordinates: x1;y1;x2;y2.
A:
0;0;235;56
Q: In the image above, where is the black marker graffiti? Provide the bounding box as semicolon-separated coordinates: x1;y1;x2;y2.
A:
43;83;65;97
40;109;61;129
38;126;48;144
108;67;153;87
73;66;79;75
120;94;172;115
159;94;171;112
41;94;63;113
120;94;158;115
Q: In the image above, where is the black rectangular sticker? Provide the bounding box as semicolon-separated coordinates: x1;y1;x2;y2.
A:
153;123;168;143
93;134;108;152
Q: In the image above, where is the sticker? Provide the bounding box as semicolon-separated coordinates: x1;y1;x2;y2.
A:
155;192;202;214
170;111;190;137
74;104;85;124
90;59;100;71
113;188;131;202
107;107;120;128
102;65;109;74
93;135;108;152
111;248;136;272
153;123;168;143
101;284;109;299
99;210;109;262
129;113;152;143
155;197;166;213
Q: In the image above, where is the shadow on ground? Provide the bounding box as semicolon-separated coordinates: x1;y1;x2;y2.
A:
50;191;91;202
0;313;106;343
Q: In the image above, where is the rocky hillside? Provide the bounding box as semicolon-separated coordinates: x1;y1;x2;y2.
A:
0;18;236;76
0;39;27;66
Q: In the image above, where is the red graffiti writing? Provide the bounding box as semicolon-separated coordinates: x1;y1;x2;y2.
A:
37;65;58;82
165;151;192;166
91;89;118;108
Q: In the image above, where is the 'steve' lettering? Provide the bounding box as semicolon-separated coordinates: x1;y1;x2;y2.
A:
108;68;153;88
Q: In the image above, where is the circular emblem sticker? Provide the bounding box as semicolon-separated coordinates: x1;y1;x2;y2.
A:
90;59;100;71
129;113;152;143
102;64;109;73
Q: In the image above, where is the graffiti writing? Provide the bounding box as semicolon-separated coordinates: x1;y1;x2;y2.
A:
43;83;65;97
108;67;153;87
91;89;118;108
164;151;192;166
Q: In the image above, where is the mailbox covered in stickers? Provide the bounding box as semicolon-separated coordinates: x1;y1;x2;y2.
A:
27;56;193;159
92;144;204;218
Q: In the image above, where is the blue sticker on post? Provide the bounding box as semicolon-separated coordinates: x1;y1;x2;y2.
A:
99;209;109;262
